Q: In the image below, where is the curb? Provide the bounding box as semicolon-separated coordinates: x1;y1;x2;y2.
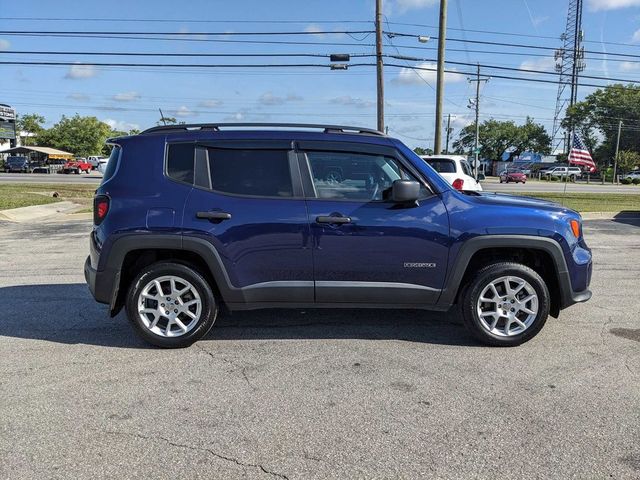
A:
0;201;82;222
581;212;640;220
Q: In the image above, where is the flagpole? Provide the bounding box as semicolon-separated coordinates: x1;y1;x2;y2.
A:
562;131;572;205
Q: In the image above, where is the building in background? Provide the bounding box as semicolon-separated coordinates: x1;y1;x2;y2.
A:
0;104;17;150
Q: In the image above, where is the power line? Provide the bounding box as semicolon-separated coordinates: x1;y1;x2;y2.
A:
1;50;375;58
0;29;374;36
0;17;372;24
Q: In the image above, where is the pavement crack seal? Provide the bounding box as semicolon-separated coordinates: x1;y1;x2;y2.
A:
104;430;288;479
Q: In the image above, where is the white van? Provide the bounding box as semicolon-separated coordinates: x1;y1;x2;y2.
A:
420;155;483;191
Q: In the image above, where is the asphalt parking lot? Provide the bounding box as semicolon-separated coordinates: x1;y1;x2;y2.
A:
1;216;638;479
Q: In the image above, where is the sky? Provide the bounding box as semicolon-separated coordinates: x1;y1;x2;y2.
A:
2;0;640;149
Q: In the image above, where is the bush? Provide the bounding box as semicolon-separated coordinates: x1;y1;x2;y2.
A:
633;178;640;185
550;176;559;181
621;178;632;185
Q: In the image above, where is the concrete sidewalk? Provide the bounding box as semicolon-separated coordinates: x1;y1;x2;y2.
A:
0;201;82;222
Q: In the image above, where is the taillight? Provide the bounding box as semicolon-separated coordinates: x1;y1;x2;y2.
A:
93;195;109;225
452;178;465;191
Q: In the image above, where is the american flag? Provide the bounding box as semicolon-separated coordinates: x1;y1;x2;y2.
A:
568;134;596;172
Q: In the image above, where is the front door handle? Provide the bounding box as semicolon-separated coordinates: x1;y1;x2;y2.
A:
316;215;351;225
196;211;232;221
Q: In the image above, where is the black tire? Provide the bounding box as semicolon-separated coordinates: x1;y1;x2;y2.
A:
125;262;218;348
460;262;550;347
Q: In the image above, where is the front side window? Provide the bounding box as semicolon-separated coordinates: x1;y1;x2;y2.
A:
207;148;293;197
306;151;427;201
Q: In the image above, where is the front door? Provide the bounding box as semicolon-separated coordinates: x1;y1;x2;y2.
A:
181;141;313;306
297;144;450;305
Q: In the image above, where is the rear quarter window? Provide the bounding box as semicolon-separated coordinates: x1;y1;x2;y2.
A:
101;146;121;184
167;143;195;184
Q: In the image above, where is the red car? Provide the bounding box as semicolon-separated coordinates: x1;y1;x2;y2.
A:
499;169;527;184
60;159;92;174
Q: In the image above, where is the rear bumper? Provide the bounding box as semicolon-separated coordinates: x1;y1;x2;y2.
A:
84;255;118;306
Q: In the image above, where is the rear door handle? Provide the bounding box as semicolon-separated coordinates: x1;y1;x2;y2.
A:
196;211;232;221
316;215;351;224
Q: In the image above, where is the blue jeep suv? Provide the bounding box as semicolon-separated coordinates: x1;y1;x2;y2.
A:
84;123;592;348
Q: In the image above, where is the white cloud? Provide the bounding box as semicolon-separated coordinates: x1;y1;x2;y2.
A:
103;119;140;132
258;92;303;106
620;60;640;71
395;62;464;85
329;96;375;108
587;0;640;10
0;39;9;50
304;24;325;37
393;0;438;13
65;63;97;79
67;93;90;102
112;91;140;102
519;56;557;73
632;29;640;42
198;99;223;108
172;106;193;117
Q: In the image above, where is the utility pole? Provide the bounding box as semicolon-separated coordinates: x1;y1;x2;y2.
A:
375;0;384;132
613;119;622;184
434;0;448;154
445;113;452;154
468;64;489;178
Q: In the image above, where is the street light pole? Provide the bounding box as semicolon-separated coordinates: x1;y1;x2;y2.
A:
445;113;452;154
375;0;384;133
613;119;622;184
434;0;448;154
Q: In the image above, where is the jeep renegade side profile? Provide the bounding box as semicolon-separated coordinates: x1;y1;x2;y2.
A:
84;123;592;348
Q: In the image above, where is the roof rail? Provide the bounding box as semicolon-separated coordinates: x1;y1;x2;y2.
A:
140;122;385;136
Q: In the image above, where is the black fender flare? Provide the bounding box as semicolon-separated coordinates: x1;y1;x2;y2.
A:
436;235;579;310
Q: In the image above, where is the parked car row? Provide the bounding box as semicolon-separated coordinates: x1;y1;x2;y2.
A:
2;155;108;174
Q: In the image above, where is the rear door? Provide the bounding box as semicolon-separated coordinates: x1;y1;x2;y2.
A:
297;142;450;305
179;140;314;306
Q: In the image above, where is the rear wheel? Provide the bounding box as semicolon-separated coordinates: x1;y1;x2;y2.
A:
460;262;550;346
125;262;218;348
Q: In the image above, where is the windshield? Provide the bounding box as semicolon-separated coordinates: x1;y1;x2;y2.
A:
7;157;25;165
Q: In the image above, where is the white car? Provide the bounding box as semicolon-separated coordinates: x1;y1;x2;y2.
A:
87;156;107;170
420;155;483;191
544;166;582;180
624;171;640;180
96;158;109;175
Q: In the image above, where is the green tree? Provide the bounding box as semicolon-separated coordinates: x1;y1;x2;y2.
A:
157;116;177;125
454;118;550;161
16;113;45;146
563;84;640;166
39;115;113;157
413;147;433;156
616;150;640;172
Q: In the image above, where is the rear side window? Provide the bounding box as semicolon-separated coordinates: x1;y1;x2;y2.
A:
206;149;293;197
167;143;195;184
101;146;121;184
426;159;456;173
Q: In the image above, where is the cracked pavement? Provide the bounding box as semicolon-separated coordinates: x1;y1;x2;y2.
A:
0;216;639;479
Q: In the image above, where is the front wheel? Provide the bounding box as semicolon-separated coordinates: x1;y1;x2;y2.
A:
460;262;550;346
125;262;218;348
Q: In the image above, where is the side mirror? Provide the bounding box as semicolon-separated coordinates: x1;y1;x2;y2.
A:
477;173;486;181
391;179;420;203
